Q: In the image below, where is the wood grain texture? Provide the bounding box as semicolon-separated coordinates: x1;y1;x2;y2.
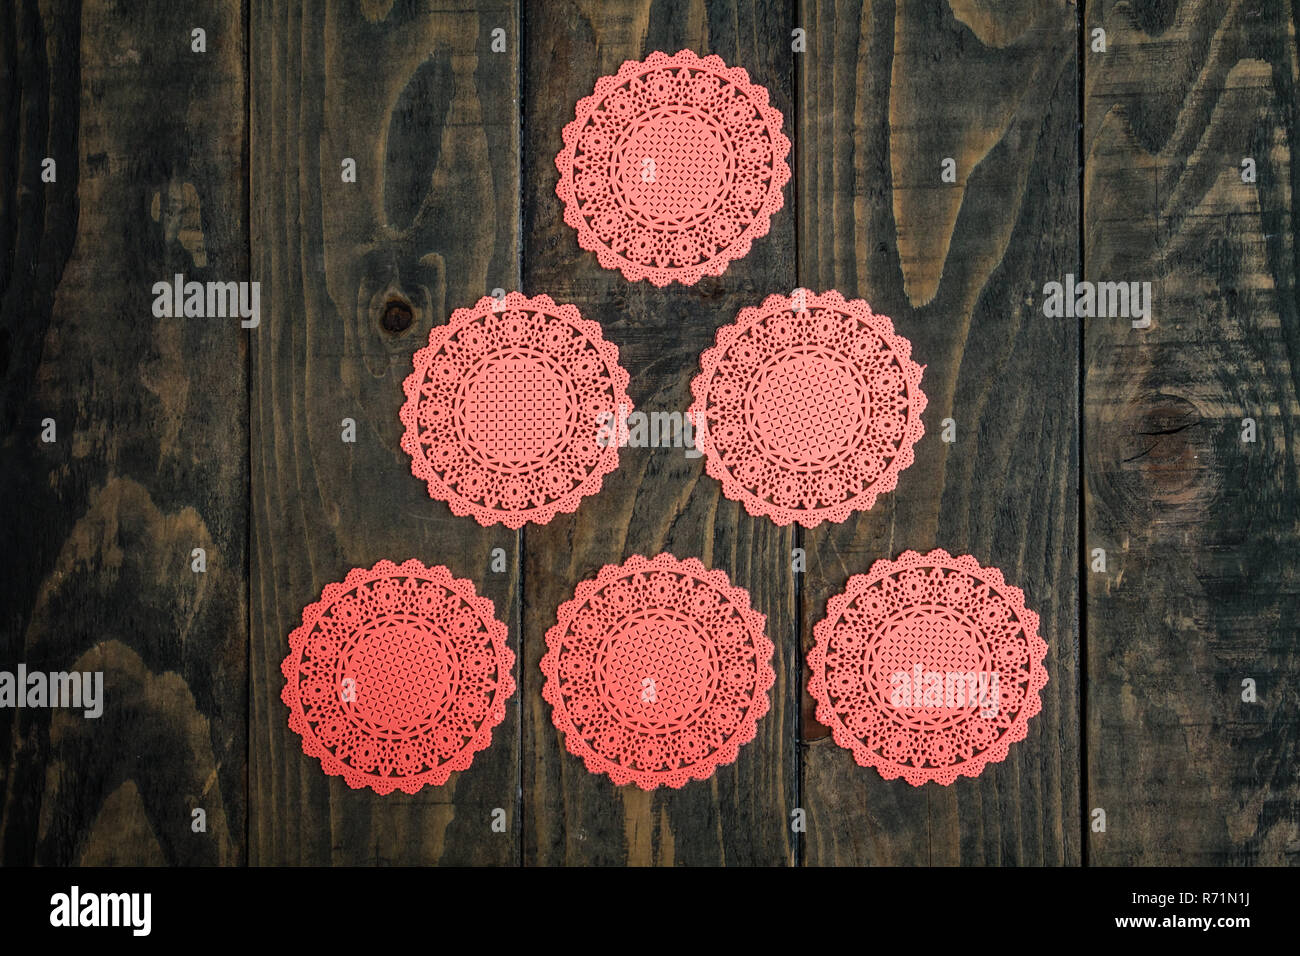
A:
0;0;248;864
3;0;1296;869
797;0;1082;865
248;0;522;864
1084;0;1300;865
520;0;800;866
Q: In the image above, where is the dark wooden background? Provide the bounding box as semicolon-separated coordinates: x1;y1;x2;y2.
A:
1;0;1295;866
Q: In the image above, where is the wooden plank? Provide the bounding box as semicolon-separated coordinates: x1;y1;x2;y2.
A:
1083;0;1300;865
0;0;248;864
520;0;799;865
248;0;522;864
798;0;1082;865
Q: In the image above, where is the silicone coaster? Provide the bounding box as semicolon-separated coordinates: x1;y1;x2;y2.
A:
541;553;774;789
807;549;1048;786
280;559;514;795
400;292;633;528
689;290;927;528
555;49;791;286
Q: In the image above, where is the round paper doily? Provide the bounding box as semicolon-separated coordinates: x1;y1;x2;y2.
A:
541;553;774;789
280;559;514;794
555;49;791;286
807;549;1048;786
689;290;927;527
400;292;633;528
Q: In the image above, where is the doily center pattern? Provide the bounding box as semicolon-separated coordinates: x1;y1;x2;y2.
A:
746;347;868;468
866;606;989;733
615;107;732;227
459;348;573;469
598;610;715;731
344;616;455;735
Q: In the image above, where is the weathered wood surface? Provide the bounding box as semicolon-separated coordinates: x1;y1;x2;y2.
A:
248;0;522;864
0;0;1294;867
798;0;1082;866
0;0;248;864
1083;0;1300;865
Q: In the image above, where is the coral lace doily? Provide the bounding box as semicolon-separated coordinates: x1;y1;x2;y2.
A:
807;549;1048;786
541;553;774;789
555;49;791;286
400;292;632;528
689;290;926;527
280;559;514;794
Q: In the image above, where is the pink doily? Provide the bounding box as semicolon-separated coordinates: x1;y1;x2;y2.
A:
689;290;927;528
807;549;1048;786
400;292;633;528
280;559;515;795
541;553;774;789
555;49;791;286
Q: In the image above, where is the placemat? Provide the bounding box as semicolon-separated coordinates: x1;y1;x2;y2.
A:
280;559;514;794
555;49;790;286
541;553;774;789
689;290;926;527
807;548;1048;786
400;292;633;528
